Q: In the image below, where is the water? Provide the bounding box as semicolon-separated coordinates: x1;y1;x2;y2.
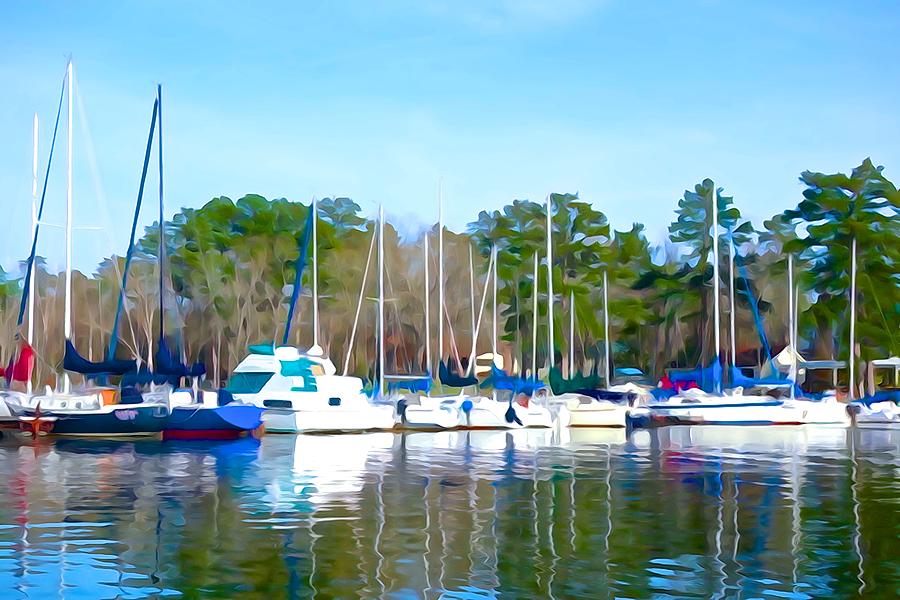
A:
0;426;897;599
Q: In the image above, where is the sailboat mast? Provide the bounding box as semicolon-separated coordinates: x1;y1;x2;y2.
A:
546;195;554;368
437;182;443;364
569;289;575;376
63;60;74;394
424;232;431;373
849;237;857;400
28;114;38;346
729;232;737;372
157;84;165;352
469;244;476;342
378;204;385;398
312;196;318;349
532;252;539;377
27;114;38;393
710;182;721;392
788;254;796;400
603;270;610;387
491;245;497;362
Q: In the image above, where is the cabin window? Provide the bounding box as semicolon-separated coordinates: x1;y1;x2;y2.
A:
226;372;274;394
264;399;293;409
328;397;341;406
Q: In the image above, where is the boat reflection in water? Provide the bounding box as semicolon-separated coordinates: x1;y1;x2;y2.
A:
0;426;897;598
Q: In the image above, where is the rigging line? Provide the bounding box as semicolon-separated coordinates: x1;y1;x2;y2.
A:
108;98;158;360
17;66;67;328
343;226;377;376
464;249;495;378
74;73;142;352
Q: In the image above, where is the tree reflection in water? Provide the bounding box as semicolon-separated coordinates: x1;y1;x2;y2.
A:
0;427;897;598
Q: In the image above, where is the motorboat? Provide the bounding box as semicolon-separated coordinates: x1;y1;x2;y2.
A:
226;344;397;433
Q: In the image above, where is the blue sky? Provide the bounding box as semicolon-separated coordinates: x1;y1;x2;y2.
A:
2;0;899;272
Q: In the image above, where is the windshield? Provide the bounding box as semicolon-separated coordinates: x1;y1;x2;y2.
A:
225;372;274;394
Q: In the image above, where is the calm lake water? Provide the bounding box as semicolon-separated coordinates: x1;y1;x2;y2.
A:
0;426;897;599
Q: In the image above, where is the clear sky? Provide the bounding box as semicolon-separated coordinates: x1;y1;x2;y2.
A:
2;0;898;273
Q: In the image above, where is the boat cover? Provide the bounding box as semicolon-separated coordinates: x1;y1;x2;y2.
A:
64;340;136;376
439;360;478;388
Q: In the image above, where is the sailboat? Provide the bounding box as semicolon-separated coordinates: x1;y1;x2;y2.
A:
397;190;481;430
138;85;265;440
4;61;171;436
538;196;628;427
459;244;554;429
636;182;807;427
225;199;395;433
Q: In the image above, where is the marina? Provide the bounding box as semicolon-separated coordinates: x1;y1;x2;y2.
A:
1;4;898;597
0;427;897;598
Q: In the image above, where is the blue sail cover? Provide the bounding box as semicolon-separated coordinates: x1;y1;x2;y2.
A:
64;340;136;376
481;365;545;396
388;376;432;394
669;361;723;393
439;360;478;388
155;337;206;378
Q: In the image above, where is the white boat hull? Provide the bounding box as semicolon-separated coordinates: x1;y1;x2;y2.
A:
400;395;466;430
549;394;628;428
463;397;554;429
262;404;397;433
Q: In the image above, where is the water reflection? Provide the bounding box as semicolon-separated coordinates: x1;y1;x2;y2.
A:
0;426;897;598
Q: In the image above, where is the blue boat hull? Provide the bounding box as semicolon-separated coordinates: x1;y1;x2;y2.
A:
163;404;265;440
20;405;170;436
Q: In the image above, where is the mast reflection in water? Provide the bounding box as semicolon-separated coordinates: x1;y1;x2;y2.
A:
0;427;897;598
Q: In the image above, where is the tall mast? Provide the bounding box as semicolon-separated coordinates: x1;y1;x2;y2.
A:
27;113;38;393
546;195;555;368
849;237;857;400
729;231;737;374
532;252;538;377
63;60;73;394
378;204;385;398
491;245;497;362
424;232;431;374
469;243;476;341
603;270;610;387
312;196;319;349
437;181;443;365
491;244;498;401
157;84;165;348
710;182;721;393
788;254;796;400
569;289;575;376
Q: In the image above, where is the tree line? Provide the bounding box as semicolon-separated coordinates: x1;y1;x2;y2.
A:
1;159;897;393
